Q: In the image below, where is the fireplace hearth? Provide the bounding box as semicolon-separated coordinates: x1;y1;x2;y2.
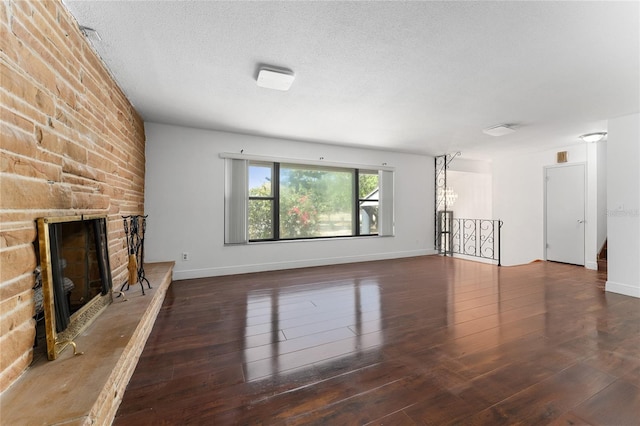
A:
2;262;174;425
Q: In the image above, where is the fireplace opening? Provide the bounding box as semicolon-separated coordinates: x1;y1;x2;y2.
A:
35;216;113;360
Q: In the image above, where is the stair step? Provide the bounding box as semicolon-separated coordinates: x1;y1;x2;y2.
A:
597;259;607;272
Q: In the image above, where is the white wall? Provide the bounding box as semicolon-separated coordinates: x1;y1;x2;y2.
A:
606;113;639;298
597;140;607;251
584;141;608;270
144;122;435;280
448;158;492;174
447;158;492;219
492;143;603;267
447;171;492;219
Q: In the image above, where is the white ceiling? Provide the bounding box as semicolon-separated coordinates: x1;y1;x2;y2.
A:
63;1;639;159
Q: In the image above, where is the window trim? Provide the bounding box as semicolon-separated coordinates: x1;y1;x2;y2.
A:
220;152;394;173
251;161;361;242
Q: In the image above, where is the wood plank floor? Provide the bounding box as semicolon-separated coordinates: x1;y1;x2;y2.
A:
114;256;640;425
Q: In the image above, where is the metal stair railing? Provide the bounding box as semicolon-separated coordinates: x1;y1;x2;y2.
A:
438;217;503;266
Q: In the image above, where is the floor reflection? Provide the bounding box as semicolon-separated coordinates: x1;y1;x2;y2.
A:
445;263;548;356
243;280;383;381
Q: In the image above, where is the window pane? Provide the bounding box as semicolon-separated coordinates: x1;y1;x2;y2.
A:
360;202;379;234
249;163;273;196
359;170;379;235
279;165;354;239
359;171;379;199
249;199;273;240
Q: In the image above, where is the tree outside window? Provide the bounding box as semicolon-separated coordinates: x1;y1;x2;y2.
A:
249;161;378;241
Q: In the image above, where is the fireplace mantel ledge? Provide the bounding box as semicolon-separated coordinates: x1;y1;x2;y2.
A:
0;262;174;426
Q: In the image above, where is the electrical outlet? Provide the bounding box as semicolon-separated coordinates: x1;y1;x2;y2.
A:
182;252;189;261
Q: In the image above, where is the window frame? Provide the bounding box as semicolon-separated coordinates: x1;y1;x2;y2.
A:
222;153;394;245
356;169;380;237
248;162;279;241
250;161;365;242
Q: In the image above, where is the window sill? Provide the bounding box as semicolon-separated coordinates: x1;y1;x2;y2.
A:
225;234;393;246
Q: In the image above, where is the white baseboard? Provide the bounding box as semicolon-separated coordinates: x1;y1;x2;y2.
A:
605;280;640;298
451;253;500;265
173;249;437;280
585;261;598;271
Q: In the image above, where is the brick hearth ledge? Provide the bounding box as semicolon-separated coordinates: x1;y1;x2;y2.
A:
0;262;174;425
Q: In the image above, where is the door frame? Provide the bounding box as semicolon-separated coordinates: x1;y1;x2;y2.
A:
543;162;587;264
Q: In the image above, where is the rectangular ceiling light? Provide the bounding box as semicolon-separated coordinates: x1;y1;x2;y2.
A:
257;68;295;91
483;124;515;137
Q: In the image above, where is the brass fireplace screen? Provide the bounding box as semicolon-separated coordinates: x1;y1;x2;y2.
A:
36;215;113;360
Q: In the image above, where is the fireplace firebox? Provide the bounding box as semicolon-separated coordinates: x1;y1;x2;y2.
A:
36;215;113;360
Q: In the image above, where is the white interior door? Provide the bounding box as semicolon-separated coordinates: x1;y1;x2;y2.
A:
545;164;585;265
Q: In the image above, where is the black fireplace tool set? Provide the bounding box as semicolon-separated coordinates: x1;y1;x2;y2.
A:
121;215;151;295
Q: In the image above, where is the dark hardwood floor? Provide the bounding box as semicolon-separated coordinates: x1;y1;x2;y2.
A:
114;256;640;425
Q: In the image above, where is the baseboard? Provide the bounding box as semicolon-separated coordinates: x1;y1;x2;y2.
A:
451;253;500;265
605;280;640;298
173;249;437;280
585;261;598;271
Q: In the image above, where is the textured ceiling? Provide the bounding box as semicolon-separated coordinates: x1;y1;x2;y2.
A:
63;1;639;158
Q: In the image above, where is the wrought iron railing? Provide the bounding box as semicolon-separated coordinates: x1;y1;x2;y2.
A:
433;154;503;266
448;218;503;266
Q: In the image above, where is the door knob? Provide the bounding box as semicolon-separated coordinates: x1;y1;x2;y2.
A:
577;219;585;223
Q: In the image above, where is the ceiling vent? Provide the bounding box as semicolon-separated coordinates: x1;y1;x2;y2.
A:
482;124;515;137
257;68;295;91
79;25;101;42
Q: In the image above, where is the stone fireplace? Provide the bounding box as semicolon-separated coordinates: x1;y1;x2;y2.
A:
35;216;113;360
0;0;148;394
2;1;169;422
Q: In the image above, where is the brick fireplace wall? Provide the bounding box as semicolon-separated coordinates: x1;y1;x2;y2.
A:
0;0;145;392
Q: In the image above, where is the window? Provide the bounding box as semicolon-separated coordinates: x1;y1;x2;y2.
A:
358;170;379;235
248;162;275;240
224;155;394;244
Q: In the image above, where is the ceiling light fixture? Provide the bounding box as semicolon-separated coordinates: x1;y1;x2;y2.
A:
482;124;516;137
579;132;607;143
257;68;295;91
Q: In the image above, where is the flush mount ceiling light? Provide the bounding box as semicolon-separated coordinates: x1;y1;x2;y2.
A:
482;124;516;137
256;68;295;91
579;132;607;143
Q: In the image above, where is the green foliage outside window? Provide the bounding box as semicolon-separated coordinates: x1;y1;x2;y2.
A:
280;192;319;238
280;167;353;238
248;182;273;240
249;163;379;240
359;173;379;198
